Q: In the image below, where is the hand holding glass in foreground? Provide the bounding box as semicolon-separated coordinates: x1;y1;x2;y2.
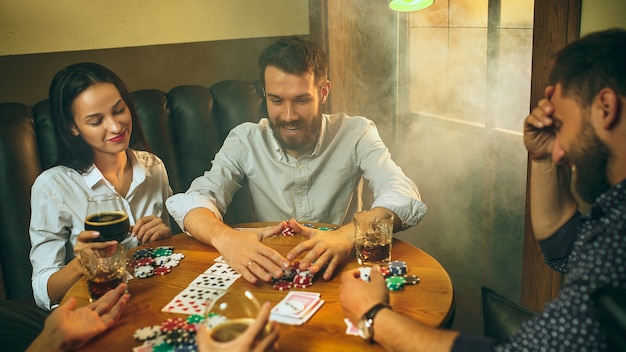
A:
197;301;280;352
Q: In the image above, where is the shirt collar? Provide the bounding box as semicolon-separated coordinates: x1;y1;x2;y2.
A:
587;178;626;219
81;150;147;190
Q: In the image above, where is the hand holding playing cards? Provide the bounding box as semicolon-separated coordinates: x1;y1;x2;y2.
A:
196;301;280;352
339;266;389;325
286;219;354;280
26;283;130;352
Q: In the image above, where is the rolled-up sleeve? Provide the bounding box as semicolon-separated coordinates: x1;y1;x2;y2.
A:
166;193;223;234
358;120;427;230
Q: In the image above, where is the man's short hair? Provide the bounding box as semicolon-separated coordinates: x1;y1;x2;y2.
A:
549;28;626;107
258;36;328;87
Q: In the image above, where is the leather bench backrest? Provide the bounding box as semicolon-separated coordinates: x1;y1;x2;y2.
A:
0;80;263;300
0;104;42;300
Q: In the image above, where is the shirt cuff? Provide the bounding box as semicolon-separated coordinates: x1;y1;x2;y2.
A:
451;333;495;352
538;211;581;258
166;193;222;233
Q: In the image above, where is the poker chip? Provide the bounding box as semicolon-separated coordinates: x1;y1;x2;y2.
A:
281;224;296;236
133;257;155;267
174;344;198;352
156;245;174;251
170;253;185;261
204;314;228;329
302;223;315;228
389;260;408;276
133;248;153;260
404;274;421;285
292;282;313;289
186;314;204;324
154;342;175;352
165;329;193;346
273;280;293;291
154;255;171;266
154;266;172;275
133;325;161;341
163;259;180;269
134;265;154;278
318;227;330;231
153;247;174;257
386;276;406;291
379;266;391;278
161;317;187;332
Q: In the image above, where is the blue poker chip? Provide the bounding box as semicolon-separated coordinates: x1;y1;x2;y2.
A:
133;248;153;260
389;260;407;276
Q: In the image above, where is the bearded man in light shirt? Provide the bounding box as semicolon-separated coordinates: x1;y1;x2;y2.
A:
166;36;426;284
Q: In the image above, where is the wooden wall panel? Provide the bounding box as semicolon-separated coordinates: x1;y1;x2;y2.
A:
522;0;581;312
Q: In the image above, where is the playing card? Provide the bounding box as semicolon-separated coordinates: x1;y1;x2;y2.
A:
344;318;360;336
270;298;324;325
190;273;237;290
271;291;321;319
161;286;226;315
270;291;323;325
213;255;226;263
204;262;241;278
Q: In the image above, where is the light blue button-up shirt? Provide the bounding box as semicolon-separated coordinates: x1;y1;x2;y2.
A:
167;113;426;231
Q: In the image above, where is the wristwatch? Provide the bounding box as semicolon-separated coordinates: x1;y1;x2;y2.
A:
357;302;391;342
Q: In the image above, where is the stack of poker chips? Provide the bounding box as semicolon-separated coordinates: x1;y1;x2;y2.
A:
130;246;185;279
358;260;421;291
133;315;208;351
270;261;315;291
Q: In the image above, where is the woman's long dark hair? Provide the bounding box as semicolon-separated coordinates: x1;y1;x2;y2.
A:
49;62;148;172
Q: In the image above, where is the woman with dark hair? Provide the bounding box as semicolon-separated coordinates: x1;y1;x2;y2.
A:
29;62;172;310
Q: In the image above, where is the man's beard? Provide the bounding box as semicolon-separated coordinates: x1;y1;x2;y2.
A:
270;109;323;154
568;117;613;203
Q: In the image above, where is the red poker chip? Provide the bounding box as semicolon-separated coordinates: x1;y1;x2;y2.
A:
154;266;172;275
293;276;312;284
132;257;155;268
379;266;391;278
160;317;186;332
272;281;293;291
292;282;313;288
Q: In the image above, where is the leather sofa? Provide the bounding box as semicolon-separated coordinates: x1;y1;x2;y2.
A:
0;79;265;301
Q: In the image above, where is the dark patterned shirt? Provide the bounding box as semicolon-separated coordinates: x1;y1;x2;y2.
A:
453;180;626;351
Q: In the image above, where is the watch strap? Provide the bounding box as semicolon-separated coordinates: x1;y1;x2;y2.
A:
363;302;391;342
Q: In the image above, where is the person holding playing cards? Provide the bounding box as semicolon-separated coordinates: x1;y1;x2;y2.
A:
29;62;173;311
166;36;427;284
339;29;626;352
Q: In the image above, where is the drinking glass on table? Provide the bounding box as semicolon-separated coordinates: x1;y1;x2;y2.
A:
85;193;130;242
204;291;270;342
354;210;394;266
79;244;128;302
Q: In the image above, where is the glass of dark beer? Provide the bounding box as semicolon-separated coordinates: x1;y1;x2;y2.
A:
85;193;130;242
79;244;128;302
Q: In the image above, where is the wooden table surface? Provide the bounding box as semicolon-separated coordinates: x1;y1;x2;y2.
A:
65;224;454;351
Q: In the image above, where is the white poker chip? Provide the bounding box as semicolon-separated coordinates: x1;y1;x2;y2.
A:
205;314;228;329
163;259;180;269
135;265;154;278
170;252;185;261
154;256;170;266
133;325;161;341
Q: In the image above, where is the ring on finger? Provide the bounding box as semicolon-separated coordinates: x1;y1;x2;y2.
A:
246;260;254;269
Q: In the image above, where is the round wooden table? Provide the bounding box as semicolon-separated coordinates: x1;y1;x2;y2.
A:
64;225;454;351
